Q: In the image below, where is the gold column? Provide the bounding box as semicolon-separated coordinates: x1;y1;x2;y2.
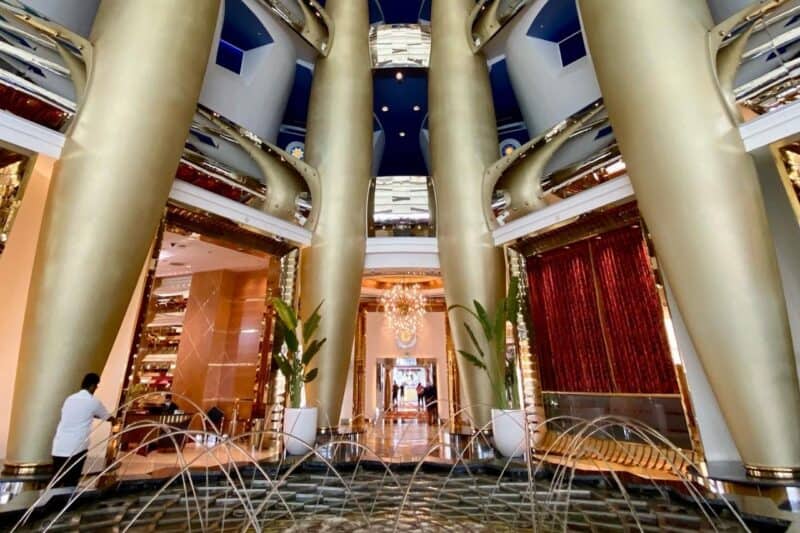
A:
299;0;373;428
4;0;219;472
580;0;800;476
429;0;506;427
352;305;367;425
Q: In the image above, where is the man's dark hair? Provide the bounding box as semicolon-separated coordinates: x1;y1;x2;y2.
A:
81;373;100;390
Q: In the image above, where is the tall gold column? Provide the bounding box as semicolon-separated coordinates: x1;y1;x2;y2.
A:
429;0;506;427
580;0;800;476
4;0;219;473
300;0;372;428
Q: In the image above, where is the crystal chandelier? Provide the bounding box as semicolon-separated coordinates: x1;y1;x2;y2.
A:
381;283;427;341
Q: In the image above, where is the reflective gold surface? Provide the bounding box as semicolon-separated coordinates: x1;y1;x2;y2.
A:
300;0;372;427
4;0;219;468
489;103;603;227
429;0;506;427
199;110;314;224
580;0;800;473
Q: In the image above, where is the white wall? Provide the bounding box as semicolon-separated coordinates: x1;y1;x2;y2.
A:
199;0;298;143
504;0;601;137
364;311;448;420
85;261;148;473
664;282;741;463
20;0;100;37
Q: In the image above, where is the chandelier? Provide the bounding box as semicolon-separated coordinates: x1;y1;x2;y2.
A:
381;283;426;342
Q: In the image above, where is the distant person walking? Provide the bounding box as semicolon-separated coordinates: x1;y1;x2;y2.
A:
51;373;115;487
423;381;438;425
416;383;424;410
392;382;399;410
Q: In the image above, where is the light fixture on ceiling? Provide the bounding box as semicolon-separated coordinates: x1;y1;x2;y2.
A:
381;283;426;343
412;105;420;111
381;105;389;112
399;131;406;137
395;71;404;81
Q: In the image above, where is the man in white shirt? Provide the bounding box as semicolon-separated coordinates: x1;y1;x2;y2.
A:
51;373;115;487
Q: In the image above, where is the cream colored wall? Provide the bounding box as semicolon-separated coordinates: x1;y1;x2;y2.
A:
364;311;448;420
84;263;147;472
0;155;54;460
0;154;147;463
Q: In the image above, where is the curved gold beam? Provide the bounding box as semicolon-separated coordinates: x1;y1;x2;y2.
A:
4;0;219;472
709;0;787;122
0;4;92;107
259;0;334;57
580;0;800;477
196;108;320;227
483;102;604;228
468;0;532;53
299;0;372;428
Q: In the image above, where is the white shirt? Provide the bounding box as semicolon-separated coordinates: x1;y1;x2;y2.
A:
51;389;110;457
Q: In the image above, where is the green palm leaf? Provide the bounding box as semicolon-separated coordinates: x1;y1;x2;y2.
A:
473;300;493;341
302;338;326;365
272;297;298;330
304;368;318;383
458;350;487;371
464;323;485;359
302;301;324;341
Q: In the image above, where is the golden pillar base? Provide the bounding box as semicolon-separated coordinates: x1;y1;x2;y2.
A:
745;464;800;480
1;462;52;477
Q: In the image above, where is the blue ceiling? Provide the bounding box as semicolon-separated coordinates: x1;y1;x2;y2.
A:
222;0;272;50
369;0;430;24
274;0;531;176
374;69;428;176
527;0;580;42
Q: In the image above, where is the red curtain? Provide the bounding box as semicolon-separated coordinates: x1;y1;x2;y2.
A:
527;225;678;394
592;227;678;394
528;243;614;392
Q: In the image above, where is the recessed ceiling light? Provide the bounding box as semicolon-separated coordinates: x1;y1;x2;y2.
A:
381;105;389;112
412;105;420;111
399;131;406;137
395;71;404;81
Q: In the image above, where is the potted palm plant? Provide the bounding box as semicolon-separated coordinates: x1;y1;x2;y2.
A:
271;298;326;455
448;277;525;457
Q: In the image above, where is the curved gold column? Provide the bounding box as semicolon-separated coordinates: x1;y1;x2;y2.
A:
299;0;372;428
579;0;800;475
429;0;506;427
4;0;219;471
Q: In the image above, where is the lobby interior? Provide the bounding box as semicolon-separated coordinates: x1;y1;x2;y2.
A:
1;0;800;530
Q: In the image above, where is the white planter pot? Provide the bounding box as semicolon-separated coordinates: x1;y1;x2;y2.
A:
283;407;318;455
491;408;526;458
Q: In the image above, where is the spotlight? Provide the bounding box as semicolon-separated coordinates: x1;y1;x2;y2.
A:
399;131;406;137
381;105;389;112
395;71;404;81
413;105;420;111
